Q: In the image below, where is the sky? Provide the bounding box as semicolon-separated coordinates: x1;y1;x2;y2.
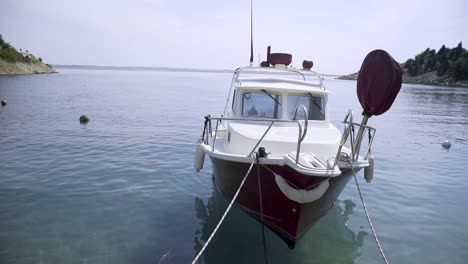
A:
1;0;467;75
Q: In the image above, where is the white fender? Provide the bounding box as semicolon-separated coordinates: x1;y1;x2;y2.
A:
364;154;374;183
274;174;329;204
194;138;205;172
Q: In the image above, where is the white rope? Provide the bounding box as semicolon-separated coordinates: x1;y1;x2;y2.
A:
192;158;256;264
349;162;390;264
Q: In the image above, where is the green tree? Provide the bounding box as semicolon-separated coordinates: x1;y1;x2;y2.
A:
405;59;419;76
22;55;31;63
457;42;464;59
426;56;436;72
405;42;467;80
464;59;468;79
0;34;46;64
437;60;448;76
0;47;23;62
437;45;447;56
453;57;466;81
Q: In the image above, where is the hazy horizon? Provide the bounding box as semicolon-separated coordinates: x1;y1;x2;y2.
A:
1;0;467;75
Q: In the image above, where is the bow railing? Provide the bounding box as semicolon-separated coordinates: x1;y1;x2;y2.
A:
201;106;309;164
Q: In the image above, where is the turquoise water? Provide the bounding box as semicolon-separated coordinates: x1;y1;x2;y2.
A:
1;69;467;263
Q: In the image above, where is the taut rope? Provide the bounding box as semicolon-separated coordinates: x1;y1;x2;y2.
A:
349;161;390;264
192;158;256;264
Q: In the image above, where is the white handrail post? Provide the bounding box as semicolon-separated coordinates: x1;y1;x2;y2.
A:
293;105;308;164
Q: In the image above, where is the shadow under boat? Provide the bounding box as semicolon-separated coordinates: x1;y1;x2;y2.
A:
193;180;367;264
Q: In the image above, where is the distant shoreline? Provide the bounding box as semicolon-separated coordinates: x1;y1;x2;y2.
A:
53;64;342;78
53;64;233;74
337;71;468;88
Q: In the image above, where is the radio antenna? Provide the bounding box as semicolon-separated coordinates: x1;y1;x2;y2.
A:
249;0;254;65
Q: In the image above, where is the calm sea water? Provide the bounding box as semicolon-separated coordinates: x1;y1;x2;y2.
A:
1;68;467;264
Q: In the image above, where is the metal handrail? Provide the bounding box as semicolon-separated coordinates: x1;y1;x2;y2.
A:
333;110;376;166
233;66;325;89
203;116;308;163
235;66;306;81
206;117;300;123
292;105;308;164
333;124;354;166
205;109;376;169
211;119;220;151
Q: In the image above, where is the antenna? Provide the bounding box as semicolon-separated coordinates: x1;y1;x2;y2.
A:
249;0;254;65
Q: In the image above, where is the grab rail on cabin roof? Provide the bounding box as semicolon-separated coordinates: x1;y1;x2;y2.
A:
233;66;325;90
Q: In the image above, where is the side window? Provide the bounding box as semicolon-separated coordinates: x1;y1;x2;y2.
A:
288;94;325;120
242;92;281;118
231;90;236;111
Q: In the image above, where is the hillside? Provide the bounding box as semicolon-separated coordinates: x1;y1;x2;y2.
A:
0;34;55;75
339;43;468;87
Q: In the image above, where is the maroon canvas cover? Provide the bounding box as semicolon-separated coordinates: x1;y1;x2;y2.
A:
357;50;402;116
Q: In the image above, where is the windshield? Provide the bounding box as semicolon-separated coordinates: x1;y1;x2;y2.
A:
288;94;325;120
242;92;281;118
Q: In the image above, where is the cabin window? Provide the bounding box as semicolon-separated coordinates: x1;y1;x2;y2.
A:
231;90;236;110
288;94;325;120
242;91;281;118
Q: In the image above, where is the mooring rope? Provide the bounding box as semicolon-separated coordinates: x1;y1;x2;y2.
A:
192;158;256;264
349;162;390;264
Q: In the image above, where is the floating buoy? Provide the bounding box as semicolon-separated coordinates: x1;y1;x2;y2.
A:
442;140;451;149
364;154;374;183
1;99;6;106
79;115;90;124
194;138;206;172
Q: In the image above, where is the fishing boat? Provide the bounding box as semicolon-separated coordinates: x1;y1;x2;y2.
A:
194;47;401;247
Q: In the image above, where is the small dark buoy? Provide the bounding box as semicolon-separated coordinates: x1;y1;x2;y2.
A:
79;115;90;124
1;99;6;106
442;140;451;149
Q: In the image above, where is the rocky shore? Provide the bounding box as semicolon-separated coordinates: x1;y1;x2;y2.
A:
0;58;56;75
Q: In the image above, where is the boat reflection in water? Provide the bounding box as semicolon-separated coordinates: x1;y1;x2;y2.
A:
193;184;367;264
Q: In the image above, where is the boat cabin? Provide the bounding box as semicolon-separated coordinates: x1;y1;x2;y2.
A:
221;69;340;160
229;75;329;123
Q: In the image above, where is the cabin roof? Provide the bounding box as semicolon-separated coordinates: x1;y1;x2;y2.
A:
236;77;328;95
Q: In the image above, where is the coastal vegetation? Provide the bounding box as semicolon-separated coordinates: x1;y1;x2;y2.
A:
339;42;468;87
0;34;55;74
0;34;35;63
404;42;468;81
